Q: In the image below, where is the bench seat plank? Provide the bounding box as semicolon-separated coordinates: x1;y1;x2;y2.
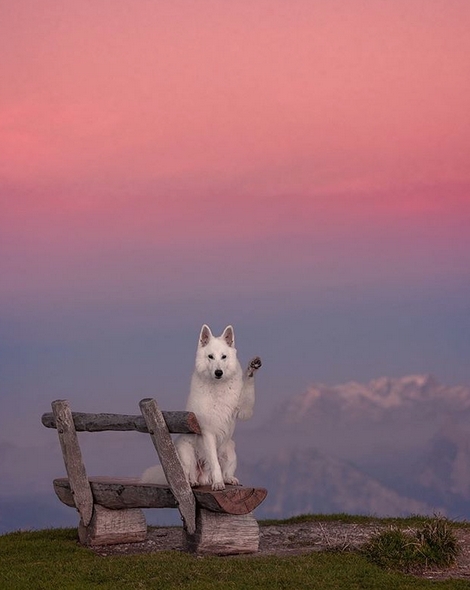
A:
53;477;267;515
193;485;268;515
54;478;178;509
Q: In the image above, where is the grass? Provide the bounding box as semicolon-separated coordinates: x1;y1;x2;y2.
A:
261;512;470;529
362;517;460;573
1;519;469;590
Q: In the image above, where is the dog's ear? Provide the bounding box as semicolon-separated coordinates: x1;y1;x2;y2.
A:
221;325;235;347
199;324;212;347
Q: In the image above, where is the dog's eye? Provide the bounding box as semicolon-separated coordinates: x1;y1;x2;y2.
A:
221;354;227;360
208;354;214;360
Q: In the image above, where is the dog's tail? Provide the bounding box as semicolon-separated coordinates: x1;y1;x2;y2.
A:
141;464;168;484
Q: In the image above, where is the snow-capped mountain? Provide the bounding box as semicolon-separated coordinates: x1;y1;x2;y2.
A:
277;374;470;426
237;375;470;520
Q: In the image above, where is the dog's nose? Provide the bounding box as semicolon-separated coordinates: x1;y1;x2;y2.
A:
214;369;223;379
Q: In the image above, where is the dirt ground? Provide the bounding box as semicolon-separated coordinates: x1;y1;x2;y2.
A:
91;520;470;581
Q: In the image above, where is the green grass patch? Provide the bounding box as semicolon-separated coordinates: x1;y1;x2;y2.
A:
260;513;470;529
0;522;468;590
362;517;459;573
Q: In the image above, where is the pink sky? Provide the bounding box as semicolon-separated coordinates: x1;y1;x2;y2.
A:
2;0;469;189
1;0;469;379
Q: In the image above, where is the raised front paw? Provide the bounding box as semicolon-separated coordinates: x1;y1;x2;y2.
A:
251;357;262;370
247;356;262;376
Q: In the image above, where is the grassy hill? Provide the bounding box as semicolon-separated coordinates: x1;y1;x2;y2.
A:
1;517;470;590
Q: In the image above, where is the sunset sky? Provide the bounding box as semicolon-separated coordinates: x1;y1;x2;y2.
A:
1;0;470;450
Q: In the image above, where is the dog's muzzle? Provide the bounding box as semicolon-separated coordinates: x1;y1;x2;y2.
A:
214;370;223;379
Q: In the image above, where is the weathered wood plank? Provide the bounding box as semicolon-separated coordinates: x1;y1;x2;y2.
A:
54;477;178;509
78;505;147;546
139;398;197;534
52;400;94;526
53;477;267;514
184;509;260;555
42;409;201;434
193;485;268;514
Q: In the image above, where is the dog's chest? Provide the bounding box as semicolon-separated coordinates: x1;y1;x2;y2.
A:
187;379;240;427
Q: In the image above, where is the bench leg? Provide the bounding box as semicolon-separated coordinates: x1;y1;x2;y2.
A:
184;509;260;555
78;506;147;546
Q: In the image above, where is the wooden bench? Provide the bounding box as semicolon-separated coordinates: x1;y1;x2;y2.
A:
42;398;267;555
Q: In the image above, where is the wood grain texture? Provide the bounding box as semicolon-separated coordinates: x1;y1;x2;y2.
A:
139;398;197;534
53;478;267;514
78;505;147;546
193;485;268;514
42;408;201;434
184;509;260;555
54;477;178;509
52;400;94;526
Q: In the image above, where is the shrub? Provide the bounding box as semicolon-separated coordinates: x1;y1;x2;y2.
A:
362;516;459;573
362;528;419;571
416;517;459;567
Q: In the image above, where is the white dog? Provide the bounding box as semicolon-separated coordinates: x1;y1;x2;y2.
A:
142;324;261;490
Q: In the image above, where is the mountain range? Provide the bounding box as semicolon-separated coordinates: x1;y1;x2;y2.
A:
237;374;470;520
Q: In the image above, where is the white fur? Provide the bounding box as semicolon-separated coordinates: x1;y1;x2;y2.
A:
141;324;261;491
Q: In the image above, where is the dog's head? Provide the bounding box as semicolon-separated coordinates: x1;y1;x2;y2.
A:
194;324;239;381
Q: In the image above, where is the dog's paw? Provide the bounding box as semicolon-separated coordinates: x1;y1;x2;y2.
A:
224;476;240;486
247;357;262;377
250;357;262;370
211;480;226;491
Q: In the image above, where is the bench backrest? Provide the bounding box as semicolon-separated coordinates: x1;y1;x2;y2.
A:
42;398;198;534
